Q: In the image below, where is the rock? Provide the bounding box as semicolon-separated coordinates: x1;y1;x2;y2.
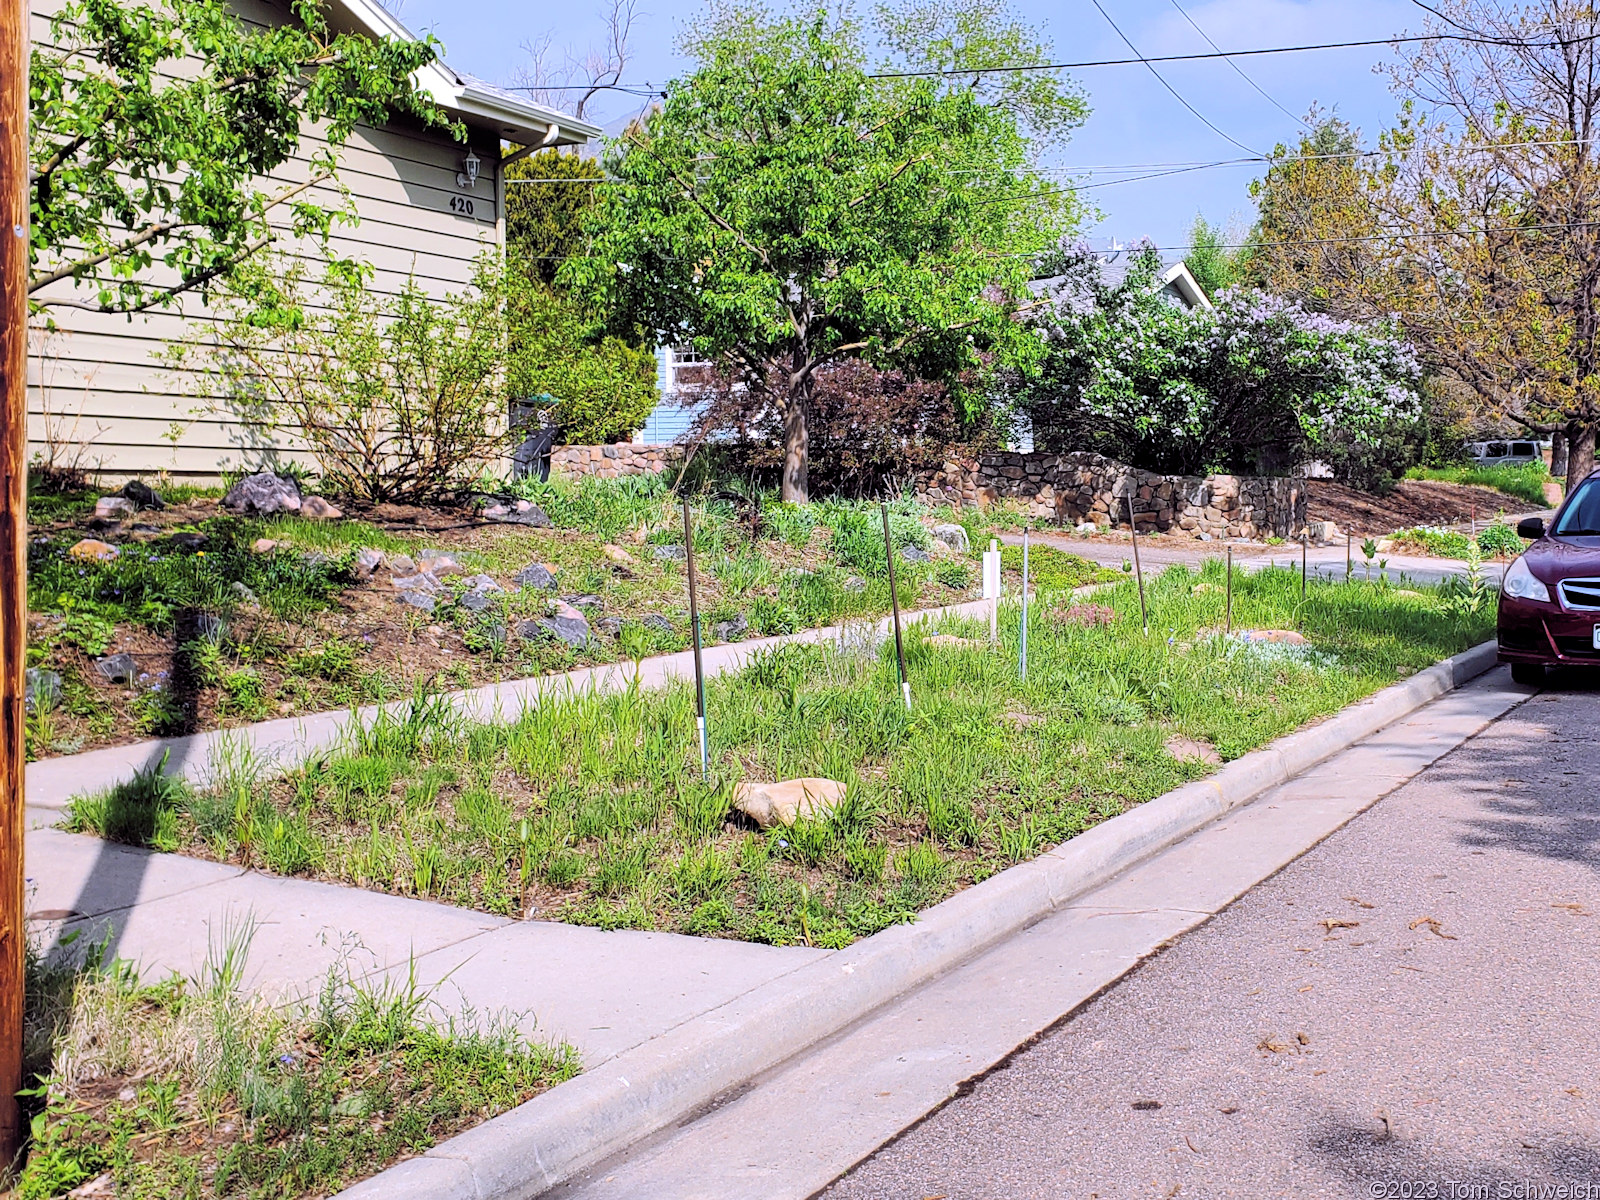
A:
653;544;687;562
300;495;343;521
711;613;749;642
128;524;163;541
93;496;135;519
482;500;551;527
222;471;302;515
1234;629;1308;645
602;544;636;565
901;545;932;564
416;550;462;576
1375;539;1395;553
1197;532;1213;542
925;633;986;650
391;572;443;594
461;573;503;594
928;539;954;559
783;567;814;579
1306;520;1340;545
25;668;61;714
931;523;971;552
167;532;206;551
732;778;847;829
250;538;278;555
396;590;437;613
562;594;604;611
551;599;588;622
230;581;259;606
642;614;673;633
1076;522;1099;534
353;548;384;579
1165;734;1222;765
94;652;138;684
528;614;591;649
844;575;867;592
513;563;557;590
120;480;165;511
68;538;119;562
299;551;331;569
457;575;504;612
386;553;417;575
596;615;625;637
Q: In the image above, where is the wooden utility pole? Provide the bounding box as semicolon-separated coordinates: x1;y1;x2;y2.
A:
0;0;30;1166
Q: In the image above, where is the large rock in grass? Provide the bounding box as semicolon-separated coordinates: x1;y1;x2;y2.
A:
223;472;302;515
514;563;557;590
68;538;119;562
481;498;552;527
25;668;61;714
931;523;970;553
120;480;165;511
520;608;591;649
93;496;135;519
733;778;846;829
901;545;932;564
300;496;343;521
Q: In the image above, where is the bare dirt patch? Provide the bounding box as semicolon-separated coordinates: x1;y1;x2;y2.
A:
1305;479;1531;536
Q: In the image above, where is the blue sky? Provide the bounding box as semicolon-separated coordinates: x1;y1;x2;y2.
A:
403;0;1423;251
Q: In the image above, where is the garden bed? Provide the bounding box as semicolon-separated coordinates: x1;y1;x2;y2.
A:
25;475;1113;759
19;933;578;1199
63;565;1493;948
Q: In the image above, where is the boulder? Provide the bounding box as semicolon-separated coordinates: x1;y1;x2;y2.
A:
167;532;207;552
522;613;590;649
712;613;748;642
481;499;551;527
653;544;687;562
250;538;278;555
94;652;138;684
562;593;604;611
931;523;971;553
602;544;636;565
25;668;61;714
387;553;417;575
391;571;443;594
353;548;384;580
416;550;462;576
1306;520;1340;545
513;563;558;590
901;545;932;564
120;480;165;511
230;581;259;606
733;778;847;829
928;539;954;559
395;590;437;613
68;538;119;562
457;574;505;612
222;472;302;515
596;615;625;637
93;496;135;519
642;614;673;633
300;496;343;521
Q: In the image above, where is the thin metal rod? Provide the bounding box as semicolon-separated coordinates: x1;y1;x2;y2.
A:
1020;530;1030;681
882;504;910;709
1126;494;1148;636
1225;546;1234;635
1301;534;1308;598
1346;531;1352;581
682;499;709;779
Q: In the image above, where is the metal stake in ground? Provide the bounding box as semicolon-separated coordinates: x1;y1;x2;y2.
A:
1125;494;1149;636
1301;533;1308;599
1226;546;1234;636
0;0;27;1159
1019;529;1030;681
1346;531;1353;582
682;498;709;779
881;504;911;710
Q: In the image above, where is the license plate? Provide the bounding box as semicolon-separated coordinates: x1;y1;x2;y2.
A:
1594;625;1600;650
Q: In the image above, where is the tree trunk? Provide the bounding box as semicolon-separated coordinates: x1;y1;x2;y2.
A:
781;368;811;503
1567;421;1597;489
1551;429;1568;477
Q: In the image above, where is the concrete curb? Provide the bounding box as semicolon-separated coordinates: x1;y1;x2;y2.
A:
335;637;1500;1200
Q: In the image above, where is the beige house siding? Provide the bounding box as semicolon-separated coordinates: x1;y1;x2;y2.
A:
26;0;576;482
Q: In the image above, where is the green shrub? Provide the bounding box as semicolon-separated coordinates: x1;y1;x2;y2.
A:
1476;522;1524;558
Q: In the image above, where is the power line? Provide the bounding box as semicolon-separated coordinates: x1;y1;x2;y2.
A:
1163;0;1311;129
1086;0;1262;157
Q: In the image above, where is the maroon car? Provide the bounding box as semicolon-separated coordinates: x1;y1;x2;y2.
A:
1498;468;1600;684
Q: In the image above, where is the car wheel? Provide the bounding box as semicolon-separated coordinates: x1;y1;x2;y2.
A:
1510;662;1545;686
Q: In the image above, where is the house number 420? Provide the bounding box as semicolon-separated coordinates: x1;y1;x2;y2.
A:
449;196;476;216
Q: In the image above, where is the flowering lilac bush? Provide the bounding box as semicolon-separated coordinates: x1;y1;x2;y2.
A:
1014;244;1425;488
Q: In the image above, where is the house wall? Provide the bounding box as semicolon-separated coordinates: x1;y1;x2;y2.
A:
26;0;500;482
916;451;1307;540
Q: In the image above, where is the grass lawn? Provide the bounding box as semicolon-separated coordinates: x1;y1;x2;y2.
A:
65;564;1493;948
26;474;1110;759
19;930;578;1200
1404;461;1555;507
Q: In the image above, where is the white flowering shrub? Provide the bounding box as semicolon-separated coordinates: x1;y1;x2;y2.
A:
1013;243;1425;488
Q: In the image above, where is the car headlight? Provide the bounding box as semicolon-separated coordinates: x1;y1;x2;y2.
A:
1502;556;1551;602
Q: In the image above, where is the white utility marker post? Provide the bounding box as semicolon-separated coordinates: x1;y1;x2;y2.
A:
982;539;1002;645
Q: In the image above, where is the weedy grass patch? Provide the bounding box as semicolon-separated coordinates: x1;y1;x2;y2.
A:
1389;522;1523;560
1404;461;1553;507
67;565;1492;949
16;925;578;1200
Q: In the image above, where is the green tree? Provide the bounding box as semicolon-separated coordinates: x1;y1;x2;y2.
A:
28;0;451;314
504;149;605;287
567;0;1087;501
505;277;659;442
1183;214;1242;298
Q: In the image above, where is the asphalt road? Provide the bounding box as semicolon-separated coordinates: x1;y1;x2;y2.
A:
824;675;1600;1200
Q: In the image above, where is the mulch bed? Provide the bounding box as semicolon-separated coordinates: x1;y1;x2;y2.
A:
1305;479;1530;536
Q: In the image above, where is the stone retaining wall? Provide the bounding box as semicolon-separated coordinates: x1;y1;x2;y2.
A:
551;444;685;479
915;451;1307;540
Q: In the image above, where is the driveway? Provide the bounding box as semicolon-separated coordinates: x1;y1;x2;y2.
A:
825;676;1600;1199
